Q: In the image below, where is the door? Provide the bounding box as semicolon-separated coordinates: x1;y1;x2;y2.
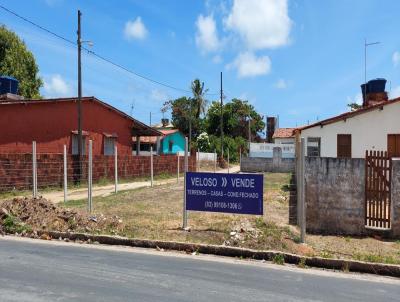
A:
337;134;352;158
388;134;400;157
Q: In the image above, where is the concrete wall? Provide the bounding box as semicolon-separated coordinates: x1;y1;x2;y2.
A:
241;148;295;173
300;101;400;158
305;157;400;238
305;157;366;235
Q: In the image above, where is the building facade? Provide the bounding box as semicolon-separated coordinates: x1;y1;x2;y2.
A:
0;96;159;155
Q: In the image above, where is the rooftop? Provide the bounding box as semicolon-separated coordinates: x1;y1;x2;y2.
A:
273;128;296;138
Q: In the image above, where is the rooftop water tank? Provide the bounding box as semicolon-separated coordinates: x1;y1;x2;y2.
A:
0;76;19;95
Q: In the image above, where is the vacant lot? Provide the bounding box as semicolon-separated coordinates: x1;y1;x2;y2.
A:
58;172;400;265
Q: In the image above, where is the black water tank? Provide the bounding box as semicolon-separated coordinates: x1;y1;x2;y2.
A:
0;76;19;94
367;78;386;93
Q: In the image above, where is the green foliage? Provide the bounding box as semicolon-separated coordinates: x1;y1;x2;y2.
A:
165;97;204;138
208;135;247;162
0;25;42;98
206;98;265;141
2;214;31;234
191;79;208;119
272;254;285;265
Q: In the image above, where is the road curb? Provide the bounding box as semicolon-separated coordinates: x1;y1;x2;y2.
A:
39;230;400;278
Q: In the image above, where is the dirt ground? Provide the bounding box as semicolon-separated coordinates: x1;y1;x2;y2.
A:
1;172;400;265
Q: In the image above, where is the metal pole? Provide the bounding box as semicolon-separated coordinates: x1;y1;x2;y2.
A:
114;145;118;193
150;146;154;187
88;139;92;213
300;137;306;243
63;145;67;203
77;10;83;182
239;148;242;171
182;137;188;229
177;152;180;183
197;149;199;172
220;71;224;159
32;141;37;198
214;149;216;173
227;149;230;173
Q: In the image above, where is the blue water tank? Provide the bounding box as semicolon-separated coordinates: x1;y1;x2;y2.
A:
0;76;19;95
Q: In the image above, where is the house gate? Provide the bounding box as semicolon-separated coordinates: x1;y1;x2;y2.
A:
365;150;392;229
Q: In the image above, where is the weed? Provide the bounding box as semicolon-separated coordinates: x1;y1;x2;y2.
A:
272;254;285;265
298;258;307;268
320;250;333;259
2;214;31;234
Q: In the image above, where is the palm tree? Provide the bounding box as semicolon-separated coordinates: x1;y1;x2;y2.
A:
191;79;208;119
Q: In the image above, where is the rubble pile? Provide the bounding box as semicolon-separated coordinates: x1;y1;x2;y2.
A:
0;197;123;236
224;219;261;247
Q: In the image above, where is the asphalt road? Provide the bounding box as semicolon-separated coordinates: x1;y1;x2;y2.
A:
1;237;399;302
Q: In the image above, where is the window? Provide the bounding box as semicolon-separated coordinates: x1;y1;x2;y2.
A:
104;137;116;155
337;134;352;158
388;134;400;157
168;140;174;152
307;137;321;157
72;134;86;155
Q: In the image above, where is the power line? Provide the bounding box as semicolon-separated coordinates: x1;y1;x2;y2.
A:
0;4;219;96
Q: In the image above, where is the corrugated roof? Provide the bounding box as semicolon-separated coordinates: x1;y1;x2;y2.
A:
273;128;296;138
132;128;181;144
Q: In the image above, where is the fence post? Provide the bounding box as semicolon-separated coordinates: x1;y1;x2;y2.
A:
32;141;37;198
150;146;154;187
177;152;180;183
88;140;93;213
299;137;306;243
114;145;118;193
214;149;217;173
182;137;188;229
63;145;67;203
227;148;230;174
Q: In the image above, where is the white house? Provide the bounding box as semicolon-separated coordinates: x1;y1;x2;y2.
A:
297;79;400;158
273;128;296;144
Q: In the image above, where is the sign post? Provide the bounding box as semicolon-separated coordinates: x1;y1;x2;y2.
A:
182;137;188;229
185;172;263;215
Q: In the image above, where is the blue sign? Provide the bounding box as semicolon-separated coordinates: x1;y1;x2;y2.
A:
185;172;263;215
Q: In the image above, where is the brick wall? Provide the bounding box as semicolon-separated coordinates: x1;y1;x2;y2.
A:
0;151;196;191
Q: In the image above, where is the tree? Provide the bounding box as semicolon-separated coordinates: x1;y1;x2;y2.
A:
206;98;265;142
0;25;42;98
164;97;203;138
191;79;208;119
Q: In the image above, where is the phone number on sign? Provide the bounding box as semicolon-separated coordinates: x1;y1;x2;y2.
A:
204;201;243;210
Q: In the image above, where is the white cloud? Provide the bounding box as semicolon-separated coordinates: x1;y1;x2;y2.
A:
212;55;222;64
224;0;292;50
227;51;271;78
124;17;148;40
274;78;287;89
43;74;71;97
390;86;400;99
195;14;221;53
393;51;400;67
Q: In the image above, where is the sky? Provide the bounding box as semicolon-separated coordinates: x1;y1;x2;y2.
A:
1;0;400;128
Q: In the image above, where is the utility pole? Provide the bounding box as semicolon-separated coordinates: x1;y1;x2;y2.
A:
189;99;192;150
364;39;380;104
77;10;83;182
220;72;224;159
248;118;251;144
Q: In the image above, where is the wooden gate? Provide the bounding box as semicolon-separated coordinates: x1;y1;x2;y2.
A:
365;150;392;229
